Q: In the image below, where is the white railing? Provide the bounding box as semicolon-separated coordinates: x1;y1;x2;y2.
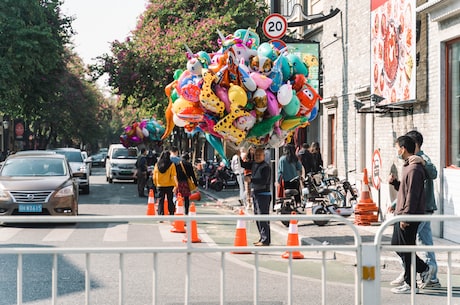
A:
0;214;362;305
372;215;460;305
1;214;460;305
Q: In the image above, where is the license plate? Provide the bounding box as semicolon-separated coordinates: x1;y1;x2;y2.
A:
273;203;282;211
120;171;132;175
18;204;42;213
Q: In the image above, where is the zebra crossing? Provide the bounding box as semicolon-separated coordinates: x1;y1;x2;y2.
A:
0;222;214;244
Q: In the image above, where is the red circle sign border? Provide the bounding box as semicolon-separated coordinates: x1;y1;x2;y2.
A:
372;149;382;190
263;13;288;39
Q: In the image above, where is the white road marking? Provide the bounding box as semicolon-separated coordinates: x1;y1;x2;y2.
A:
42;226;77;242
0;227;22;242
103;223;129;242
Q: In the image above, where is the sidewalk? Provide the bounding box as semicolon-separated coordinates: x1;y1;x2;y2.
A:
198;186;460;274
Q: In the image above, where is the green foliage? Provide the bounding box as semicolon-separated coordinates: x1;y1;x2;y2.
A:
92;0;269;121
0;0;121;150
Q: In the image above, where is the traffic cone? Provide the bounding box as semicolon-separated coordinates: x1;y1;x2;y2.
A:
163;198;169;215
171;193;186;233
281;212;304;259
358;168;373;204
354;168;379;225
146;189;156;216
231;209;251;254
183;202;201;243
190;190;201;201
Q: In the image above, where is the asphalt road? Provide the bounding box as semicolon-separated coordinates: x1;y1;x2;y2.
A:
0;167;458;304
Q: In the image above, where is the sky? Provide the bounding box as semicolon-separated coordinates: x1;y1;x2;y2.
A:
61;0;148;65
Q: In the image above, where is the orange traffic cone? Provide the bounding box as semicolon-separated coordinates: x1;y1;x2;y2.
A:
281;212;304;259
231;209;251;254
190;190;201;201
146;189;156;216
358;168;373;204
183;202;201;243
171;193;186;233
354;168;379;226
163;198;169;215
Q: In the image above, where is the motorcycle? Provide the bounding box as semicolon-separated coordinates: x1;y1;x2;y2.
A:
197;160;218;189
208;163;238;191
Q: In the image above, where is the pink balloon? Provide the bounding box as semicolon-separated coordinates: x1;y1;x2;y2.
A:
266;90;281;116
214;84;231;113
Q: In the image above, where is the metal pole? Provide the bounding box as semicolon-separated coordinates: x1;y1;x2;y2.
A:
270;0;281;14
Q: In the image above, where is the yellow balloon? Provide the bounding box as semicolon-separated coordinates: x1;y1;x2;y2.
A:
172;97;194;114
228;84;247;108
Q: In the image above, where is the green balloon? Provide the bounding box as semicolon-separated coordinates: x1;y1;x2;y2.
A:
282;93;300;116
247;115;282;138
173;69;183;80
171;89;179;102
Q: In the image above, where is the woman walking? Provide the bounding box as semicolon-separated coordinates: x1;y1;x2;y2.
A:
277;144;302;204
153;150;178;215
177;152;198;215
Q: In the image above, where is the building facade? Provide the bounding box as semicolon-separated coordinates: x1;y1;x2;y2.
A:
269;0;460;240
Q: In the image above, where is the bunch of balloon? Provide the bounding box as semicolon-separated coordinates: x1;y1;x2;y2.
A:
160;28;322;162
120;118;166;148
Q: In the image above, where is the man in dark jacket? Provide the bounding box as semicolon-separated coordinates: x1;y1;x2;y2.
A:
298;143;313;175
251;147;272;246
136;148;148;197
390;135;434;294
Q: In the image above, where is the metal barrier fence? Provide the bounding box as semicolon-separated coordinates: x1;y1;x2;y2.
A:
0;214;459;305
0;214;362;305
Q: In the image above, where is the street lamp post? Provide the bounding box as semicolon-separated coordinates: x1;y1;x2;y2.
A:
2;116;9;159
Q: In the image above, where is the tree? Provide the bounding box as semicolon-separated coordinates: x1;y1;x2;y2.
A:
0;0;73;117
0;0;122;151
92;0;269;121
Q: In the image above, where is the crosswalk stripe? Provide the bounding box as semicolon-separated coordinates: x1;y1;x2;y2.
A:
158;223;186;242
42;226;76;242
103;223;129;242
0;227;22;242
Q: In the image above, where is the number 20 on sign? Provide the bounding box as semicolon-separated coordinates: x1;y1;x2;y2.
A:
263;13;287;39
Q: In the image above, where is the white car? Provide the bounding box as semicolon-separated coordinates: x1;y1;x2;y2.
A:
51;148;90;194
105;144;138;183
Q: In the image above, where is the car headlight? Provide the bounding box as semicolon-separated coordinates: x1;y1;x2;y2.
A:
0;189;11;200
55;185;75;197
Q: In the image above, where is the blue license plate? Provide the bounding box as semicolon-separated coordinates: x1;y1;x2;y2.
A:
18;204;42;213
120;171;132;175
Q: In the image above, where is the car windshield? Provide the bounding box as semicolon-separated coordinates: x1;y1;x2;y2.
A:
55;151;83;162
1;158;66;176
112;148;137;159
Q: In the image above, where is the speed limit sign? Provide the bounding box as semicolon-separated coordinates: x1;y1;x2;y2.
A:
263;14;287;39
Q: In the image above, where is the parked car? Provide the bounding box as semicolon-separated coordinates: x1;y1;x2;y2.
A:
105;144;138;183
51;148;90;194
0;152;79;216
81;151;92;175
88;152;106;167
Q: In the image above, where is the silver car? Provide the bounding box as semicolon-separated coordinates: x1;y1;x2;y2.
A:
51;148;90;194
0;152;79;216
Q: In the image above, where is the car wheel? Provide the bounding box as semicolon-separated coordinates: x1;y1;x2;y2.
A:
82;185;90;194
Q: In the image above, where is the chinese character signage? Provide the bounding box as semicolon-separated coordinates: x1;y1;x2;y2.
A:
287;43;320;92
371;0;416;103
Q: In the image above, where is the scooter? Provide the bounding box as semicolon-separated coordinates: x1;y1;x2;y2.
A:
303;172;355;226
273;176;307;227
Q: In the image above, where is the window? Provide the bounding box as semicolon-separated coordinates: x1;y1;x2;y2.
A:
446;39;460;166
